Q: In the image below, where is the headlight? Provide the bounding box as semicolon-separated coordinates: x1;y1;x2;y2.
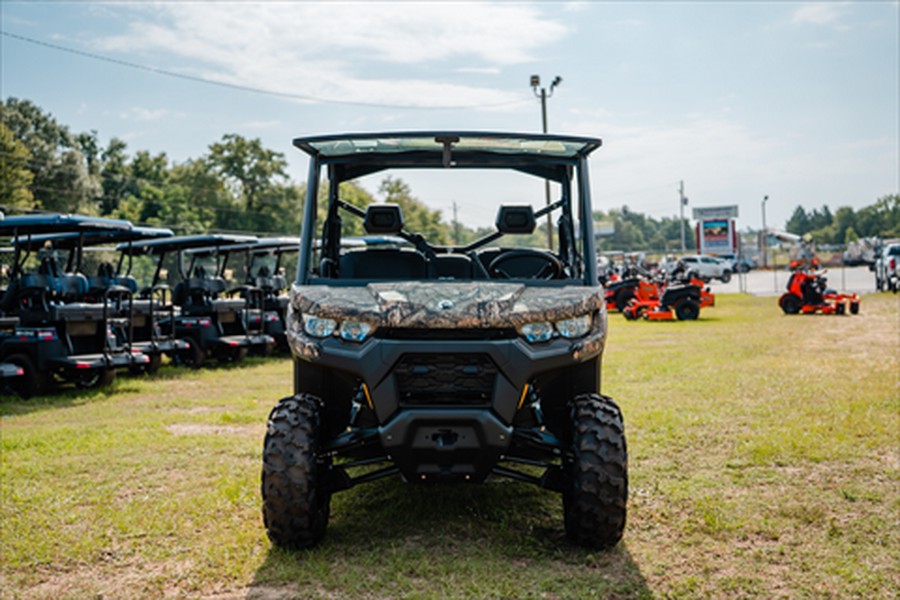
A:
303;314;337;338
556;314;592;339
519;313;594;344
519;321;554;343
339;319;373;342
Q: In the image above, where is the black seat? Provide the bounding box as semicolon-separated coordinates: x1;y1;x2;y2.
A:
433;254;472;279
339;248;427;280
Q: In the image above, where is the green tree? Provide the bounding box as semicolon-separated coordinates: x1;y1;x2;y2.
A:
164;159;229;234
378;176;451;245
99;138;130;215
207;134;288;212
1;97;97;213
832;207;857;242
785;206;811;235
0;122;35;210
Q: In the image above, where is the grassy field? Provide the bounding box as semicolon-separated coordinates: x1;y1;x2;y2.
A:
1;293;898;599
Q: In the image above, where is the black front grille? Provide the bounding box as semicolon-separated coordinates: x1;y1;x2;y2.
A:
394;353;497;406
377;328;517;341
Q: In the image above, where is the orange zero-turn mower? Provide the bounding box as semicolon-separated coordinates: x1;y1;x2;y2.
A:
778;270;860;315
622;277;714;321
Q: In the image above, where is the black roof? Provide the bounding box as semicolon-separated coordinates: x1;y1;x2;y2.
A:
292;132;602;181
0;214;133;237
13;226;173;251
294;131;602;159
117;233;258;255
185;236;301;257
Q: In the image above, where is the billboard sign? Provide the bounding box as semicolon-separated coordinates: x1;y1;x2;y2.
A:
696;219;737;254
693;205;739;220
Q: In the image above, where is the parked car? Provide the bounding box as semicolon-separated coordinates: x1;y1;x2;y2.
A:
680;254;732;283
719;253;756;274
874;243;900;292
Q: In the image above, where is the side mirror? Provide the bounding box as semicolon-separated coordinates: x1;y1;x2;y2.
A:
496;205;536;235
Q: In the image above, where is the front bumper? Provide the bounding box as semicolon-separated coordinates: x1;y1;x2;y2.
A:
290;326;604;483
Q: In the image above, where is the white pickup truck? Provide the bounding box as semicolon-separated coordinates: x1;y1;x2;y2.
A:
874;243;900;292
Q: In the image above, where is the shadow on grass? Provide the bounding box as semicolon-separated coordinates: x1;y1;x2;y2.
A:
0;355;288;416
248;477;651;598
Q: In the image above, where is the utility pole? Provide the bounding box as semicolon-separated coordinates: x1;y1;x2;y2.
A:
531;74;562;250
452;200;461;245
679;180;688;254
761;195;769;268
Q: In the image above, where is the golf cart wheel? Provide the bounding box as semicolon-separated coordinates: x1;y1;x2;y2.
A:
145;353;163;374
674;299;700;321
130;353;163;376
218;346;248;363
850;301;860;314
5;353;49;398
261;394;331;549
76;367;116;389
779;293;802;315
180;341;206;369
720;270;732;284
563;393;627;549
255;340;276;357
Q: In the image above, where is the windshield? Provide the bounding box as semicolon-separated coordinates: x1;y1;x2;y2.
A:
301;161;596;285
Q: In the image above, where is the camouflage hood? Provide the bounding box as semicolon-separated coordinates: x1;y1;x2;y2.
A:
288;281;605;329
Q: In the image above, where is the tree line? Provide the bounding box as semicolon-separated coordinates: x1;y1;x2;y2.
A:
784;198;900;244
2;97;896;249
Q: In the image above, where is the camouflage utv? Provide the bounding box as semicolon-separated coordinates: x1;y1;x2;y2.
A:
261;132;627;549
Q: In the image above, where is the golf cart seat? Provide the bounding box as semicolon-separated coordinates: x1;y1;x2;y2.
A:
255;274;287;292
88;262;138;296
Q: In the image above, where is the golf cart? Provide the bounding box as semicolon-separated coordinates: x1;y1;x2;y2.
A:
261;132;627;550
0;214;150;397
11;225;189;374
187;236;299;353
118;234;274;366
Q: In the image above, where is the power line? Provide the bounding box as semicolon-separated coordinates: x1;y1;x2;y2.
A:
1;30;528;111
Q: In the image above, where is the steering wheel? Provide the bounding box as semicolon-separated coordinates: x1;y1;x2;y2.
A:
487;249;564;280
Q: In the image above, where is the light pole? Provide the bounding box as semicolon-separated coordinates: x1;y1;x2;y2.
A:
761;195;768;268
679;180;688;254
531;74;562;250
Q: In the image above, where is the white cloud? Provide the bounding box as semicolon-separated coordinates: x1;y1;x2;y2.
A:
454;67;502;75
790;3;849;27
91;3;566;109
119;107;170;121
241;120;281;130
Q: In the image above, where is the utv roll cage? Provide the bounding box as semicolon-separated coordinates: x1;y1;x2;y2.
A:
293;132;601;287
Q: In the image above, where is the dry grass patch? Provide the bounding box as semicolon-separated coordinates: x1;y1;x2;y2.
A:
1;294;897;598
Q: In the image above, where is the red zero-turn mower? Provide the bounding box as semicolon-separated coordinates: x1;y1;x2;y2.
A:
622;275;714;321
779;270;860;315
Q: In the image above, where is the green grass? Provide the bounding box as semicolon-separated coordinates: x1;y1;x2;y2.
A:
1;294;898;598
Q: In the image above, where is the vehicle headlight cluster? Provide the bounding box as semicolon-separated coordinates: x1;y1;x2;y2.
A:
518;313;593;343
302;314;373;342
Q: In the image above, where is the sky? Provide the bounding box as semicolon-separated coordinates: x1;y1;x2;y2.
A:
1;1;897;231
